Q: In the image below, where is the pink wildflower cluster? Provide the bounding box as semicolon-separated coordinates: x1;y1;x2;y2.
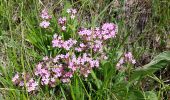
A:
40;9;52;20
58;17;67;31
13;8;119;93
116;52;136;70
34;53;99;85
57;8;77;31
78;23;117;41
39;9;51;28
12;52;99;92
52;34;77;50
26;78;38;92
67;8;77;19
12;73;38;92
52;23;117;56
76;24;117;56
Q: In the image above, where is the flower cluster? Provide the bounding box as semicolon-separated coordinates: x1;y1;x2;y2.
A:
26;78;38;92
12;8;119;93
57;8;77;31
34;59;63;86
116;52;136;70
67;8;77;19
12;73;20;85
58;17;67;31
52;34;77;50
78;23;117;40
40;9;52;20
49;22;118;85
52;22;117;54
35;53;99;85
77;23;117;53
12;52;99;92
40;20;50;28
39;9;51;28
12;73;38;92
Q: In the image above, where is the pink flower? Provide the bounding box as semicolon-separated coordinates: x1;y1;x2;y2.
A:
52;67;63;78
39;21;50;28
58;17;66;24
103;35;109;40
52;34;77;50
35;63;43;76
50;77;55;82
12;73;19;84
61;78;70;83
70;14;75;19
124;52;136;64
68;62;77;71
75;47;82;52
67;8;77;14
41;77;49;85
91;60;96;68
53;34;58;38
41;68;50;78
49;77;56;87
80;43;86;48
63;39;77;50
104;56;108;60
110;31;116;38
119;58;124;64
116;63;120;67
64;72;73;78
78;29;92;36
93;40;103;52
125;52;133;60
43;56;49;61
40;9;52;20
52;35;64;48
26;78;38;92
62;26;66;31
94;60;99;67
77;23;117;42
116;52;136;71
19;81;24;86
67;9;71;13
72;9;77;14
116;58;124;70
66;8;77;19
35;63;50;79
102;23;116;31
132;59;136;64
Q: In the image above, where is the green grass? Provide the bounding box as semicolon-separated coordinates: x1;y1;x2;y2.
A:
0;0;170;100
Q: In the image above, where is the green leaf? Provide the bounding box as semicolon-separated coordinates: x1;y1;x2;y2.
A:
144;91;158;100
127;89;144;100
91;70;101;89
101;61;116;89
130;51;170;81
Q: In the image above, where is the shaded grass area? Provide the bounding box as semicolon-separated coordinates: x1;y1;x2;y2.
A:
0;0;169;99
